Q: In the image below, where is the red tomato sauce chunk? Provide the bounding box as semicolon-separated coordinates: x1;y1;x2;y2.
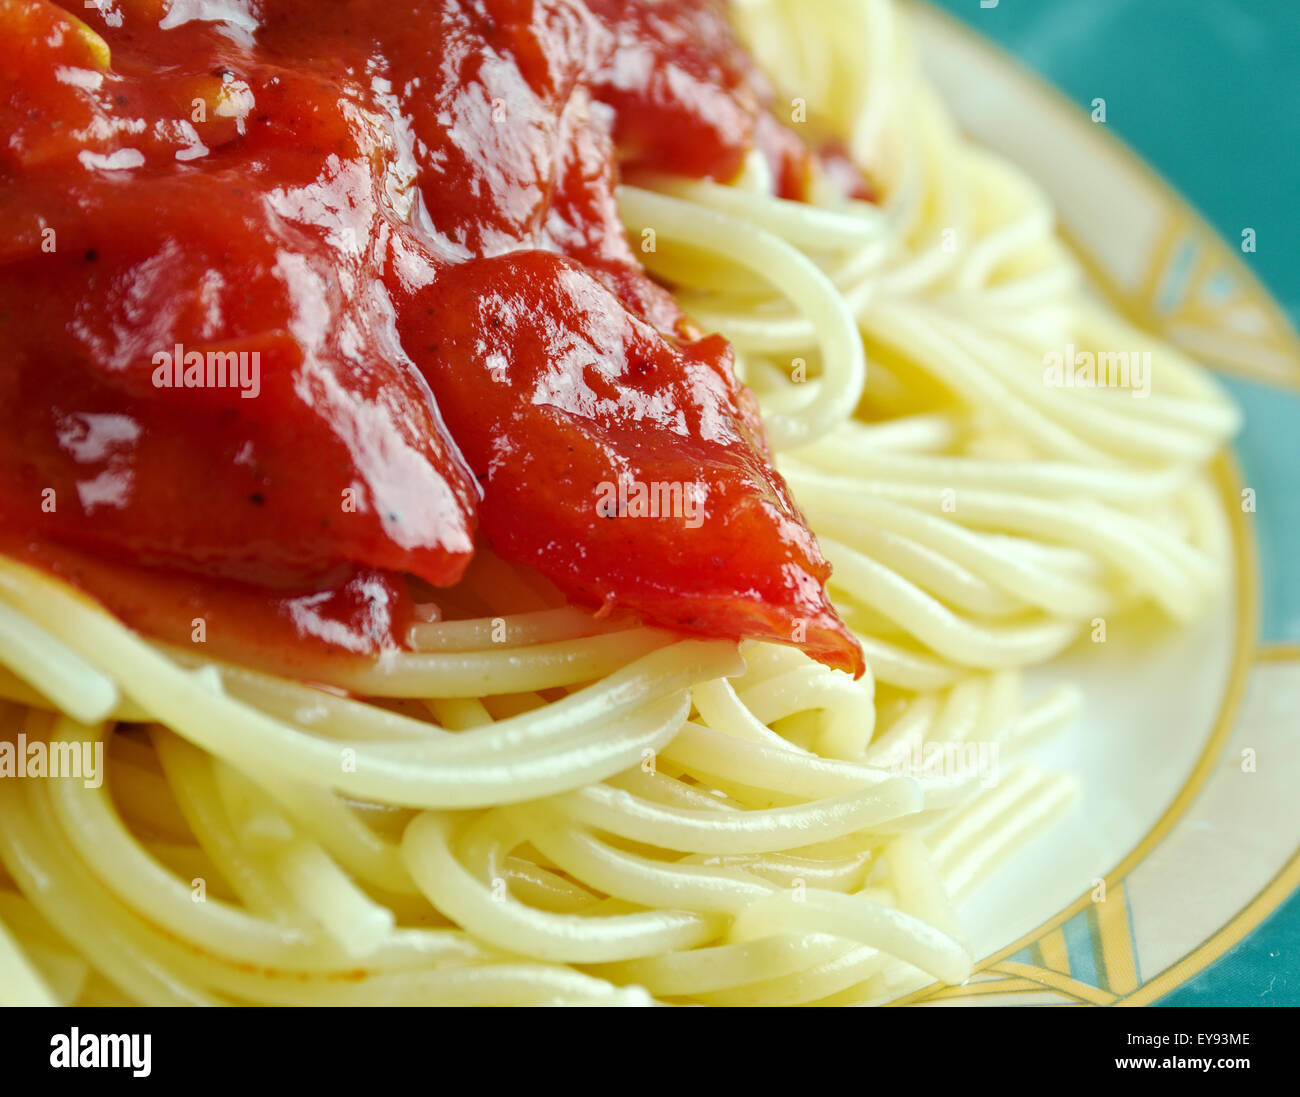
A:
0;0;865;677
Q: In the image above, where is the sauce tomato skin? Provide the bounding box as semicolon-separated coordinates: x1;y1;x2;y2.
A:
0;0;864;675
402;250;861;674
1;0;481;594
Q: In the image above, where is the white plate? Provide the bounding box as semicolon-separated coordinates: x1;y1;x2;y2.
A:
887;3;1300;1006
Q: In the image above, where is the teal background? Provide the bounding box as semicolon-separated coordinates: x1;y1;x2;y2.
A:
924;0;1300;1006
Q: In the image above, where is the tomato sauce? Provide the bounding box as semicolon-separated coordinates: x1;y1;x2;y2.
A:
0;0;864;677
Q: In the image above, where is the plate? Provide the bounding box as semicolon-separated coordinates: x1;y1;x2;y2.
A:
889;1;1300;1006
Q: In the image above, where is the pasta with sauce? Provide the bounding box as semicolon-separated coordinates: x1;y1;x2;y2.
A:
0;0;1236;1006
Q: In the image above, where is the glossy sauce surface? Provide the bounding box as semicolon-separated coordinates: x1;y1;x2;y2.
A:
0;0;865;676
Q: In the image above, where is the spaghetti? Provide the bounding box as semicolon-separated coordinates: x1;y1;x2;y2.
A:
0;0;1237;1006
